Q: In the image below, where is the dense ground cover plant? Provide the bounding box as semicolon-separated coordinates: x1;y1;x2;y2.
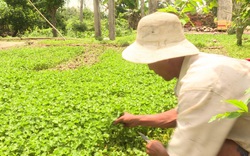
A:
0;33;249;155
0;41;176;155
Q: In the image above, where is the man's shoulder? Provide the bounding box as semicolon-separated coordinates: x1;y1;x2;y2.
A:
186;52;248;78
179;52;250;96
181;53;226;85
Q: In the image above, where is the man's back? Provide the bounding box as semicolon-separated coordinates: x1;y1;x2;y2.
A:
168;52;250;156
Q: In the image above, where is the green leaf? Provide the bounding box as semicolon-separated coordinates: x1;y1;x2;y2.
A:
180;19;187;25
225;99;248;112
246;98;250;105
189;1;198;7
182;6;195;13
159;6;178;14
208;112;229;123
203;7;209;14
209;111;244;123
245;88;250;94
209;0;218;9
227;112;243;118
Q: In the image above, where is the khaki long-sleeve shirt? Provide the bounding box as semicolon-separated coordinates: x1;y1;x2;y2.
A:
168;52;250;156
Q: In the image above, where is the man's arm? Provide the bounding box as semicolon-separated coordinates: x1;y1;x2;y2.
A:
113;108;177;128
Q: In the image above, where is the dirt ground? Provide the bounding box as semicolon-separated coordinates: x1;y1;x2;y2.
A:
1;29;249;50
0;40;122;70
0;34;248;50
0;41;27;50
0;31;248;70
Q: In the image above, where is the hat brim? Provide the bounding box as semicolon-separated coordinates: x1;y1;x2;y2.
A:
122;39;200;64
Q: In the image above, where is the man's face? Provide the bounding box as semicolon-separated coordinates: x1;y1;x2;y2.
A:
148;59;175;81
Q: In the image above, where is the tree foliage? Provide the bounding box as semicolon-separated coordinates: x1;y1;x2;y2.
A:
1;0;66;37
1;0;249;41
159;0;217;25
0;0;9;35
0;0;8;19
1;0;38;36
112;0;141;30
231;0;250;45
32;0;66;37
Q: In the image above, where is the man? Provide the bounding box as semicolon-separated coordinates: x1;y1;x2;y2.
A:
113;12;250;156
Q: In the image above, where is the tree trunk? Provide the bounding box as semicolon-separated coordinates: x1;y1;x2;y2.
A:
80;0;83;23
93;0;101;39
108;0;115;40
50;8;58;37
140;0;145;17
236;27;244;46
128;12;141;30
12;29;18;37
149;0;158;14
217;0;232;21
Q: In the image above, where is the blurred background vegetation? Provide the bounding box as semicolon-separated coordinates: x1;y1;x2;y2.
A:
0;0;249;45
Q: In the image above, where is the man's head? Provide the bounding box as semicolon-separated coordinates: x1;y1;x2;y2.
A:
122;12;199;64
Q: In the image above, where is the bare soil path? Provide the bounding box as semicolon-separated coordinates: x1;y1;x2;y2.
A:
0;41;26;50
0;39;123;70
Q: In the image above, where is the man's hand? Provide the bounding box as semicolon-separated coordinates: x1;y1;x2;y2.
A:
113;112;140;127
146;140;169;156
113;109;177;128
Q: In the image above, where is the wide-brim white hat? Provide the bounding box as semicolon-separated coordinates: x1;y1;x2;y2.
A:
122;12;200;64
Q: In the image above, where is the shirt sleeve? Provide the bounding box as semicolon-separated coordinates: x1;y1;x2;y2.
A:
167;89;239;156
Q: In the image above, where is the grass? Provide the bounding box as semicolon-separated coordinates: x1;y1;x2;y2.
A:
0;33;249;155
186;33;250;58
